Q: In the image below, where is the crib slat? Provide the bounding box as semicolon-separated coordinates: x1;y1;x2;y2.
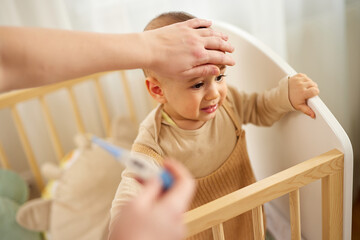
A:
39;96;64;162
0;72;110;110
11;106;44;190
252;206;265;240
0;143;11;169
289;189;301;240
322;170;343;240
120;71;138;124
212;223;225;240
67;87;85;134
94;77;111;136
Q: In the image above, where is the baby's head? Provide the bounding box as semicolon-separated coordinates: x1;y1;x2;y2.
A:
144;11;195;31
144;11;228;130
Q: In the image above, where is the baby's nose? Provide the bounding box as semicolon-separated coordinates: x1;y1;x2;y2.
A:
205;86;219;101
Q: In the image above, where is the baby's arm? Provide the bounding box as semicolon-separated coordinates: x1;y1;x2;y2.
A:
288;73;319;119
228;77;295;127
109;169;143;226
109;158;161;234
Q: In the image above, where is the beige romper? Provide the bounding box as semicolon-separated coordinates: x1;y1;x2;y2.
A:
132;101;260;240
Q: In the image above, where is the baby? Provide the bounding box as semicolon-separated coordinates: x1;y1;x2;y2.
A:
110;11;319;240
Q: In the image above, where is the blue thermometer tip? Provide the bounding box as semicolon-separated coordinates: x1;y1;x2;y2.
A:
160;170;174;190
91;136;123;159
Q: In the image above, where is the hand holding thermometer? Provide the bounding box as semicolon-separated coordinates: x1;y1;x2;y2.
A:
91;136;174;190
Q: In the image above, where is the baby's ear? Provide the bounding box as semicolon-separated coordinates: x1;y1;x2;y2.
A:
145;77;167;104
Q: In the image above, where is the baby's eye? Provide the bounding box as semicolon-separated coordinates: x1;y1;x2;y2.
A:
191;82;204;89
215;74;226;82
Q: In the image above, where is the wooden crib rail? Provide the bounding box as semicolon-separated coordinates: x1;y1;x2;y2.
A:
185;149;344;240
0;71;137;191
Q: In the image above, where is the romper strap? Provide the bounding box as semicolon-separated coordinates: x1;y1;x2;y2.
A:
222;100;243;136
132;143;164;165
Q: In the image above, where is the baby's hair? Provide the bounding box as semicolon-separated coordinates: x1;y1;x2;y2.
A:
144;11;196;31
143;11;196;77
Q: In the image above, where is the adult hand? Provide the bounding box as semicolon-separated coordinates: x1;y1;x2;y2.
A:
110;159;195;240
145;18;235;80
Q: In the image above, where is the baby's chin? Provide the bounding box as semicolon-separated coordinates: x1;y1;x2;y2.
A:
198;110;219;123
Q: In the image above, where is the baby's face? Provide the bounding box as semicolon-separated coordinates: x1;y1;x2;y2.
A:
161;66;227;129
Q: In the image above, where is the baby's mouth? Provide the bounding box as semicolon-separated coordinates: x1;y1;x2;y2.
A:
201;104;218;113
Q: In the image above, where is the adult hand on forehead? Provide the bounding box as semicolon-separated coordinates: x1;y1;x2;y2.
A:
111;159;195;240
145;18;235;80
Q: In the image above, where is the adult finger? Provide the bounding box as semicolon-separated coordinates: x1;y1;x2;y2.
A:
200;50;235;66
196;28;229;41
204;36;234;53
184;19;230;41
183;64;220;78
185;18;212;29
160;159;195;213
136;176;162;207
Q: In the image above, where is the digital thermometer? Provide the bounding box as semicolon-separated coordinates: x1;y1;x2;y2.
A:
91;136;173;190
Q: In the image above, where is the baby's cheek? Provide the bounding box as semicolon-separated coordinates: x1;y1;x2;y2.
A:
182;104;198;117
221;84;228;97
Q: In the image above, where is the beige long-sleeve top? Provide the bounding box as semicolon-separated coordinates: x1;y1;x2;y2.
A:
109;76;295;231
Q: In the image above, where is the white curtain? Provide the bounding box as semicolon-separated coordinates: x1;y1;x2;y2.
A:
1;0;359;230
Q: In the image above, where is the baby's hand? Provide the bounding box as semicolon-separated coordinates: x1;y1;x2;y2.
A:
288;73;319;119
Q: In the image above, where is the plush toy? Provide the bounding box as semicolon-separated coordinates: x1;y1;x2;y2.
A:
0;169;42;240
16;117;137;240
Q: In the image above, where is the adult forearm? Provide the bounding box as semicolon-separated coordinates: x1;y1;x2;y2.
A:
0;27;148;91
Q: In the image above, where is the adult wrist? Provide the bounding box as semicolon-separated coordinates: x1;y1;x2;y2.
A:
139;30;155;70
